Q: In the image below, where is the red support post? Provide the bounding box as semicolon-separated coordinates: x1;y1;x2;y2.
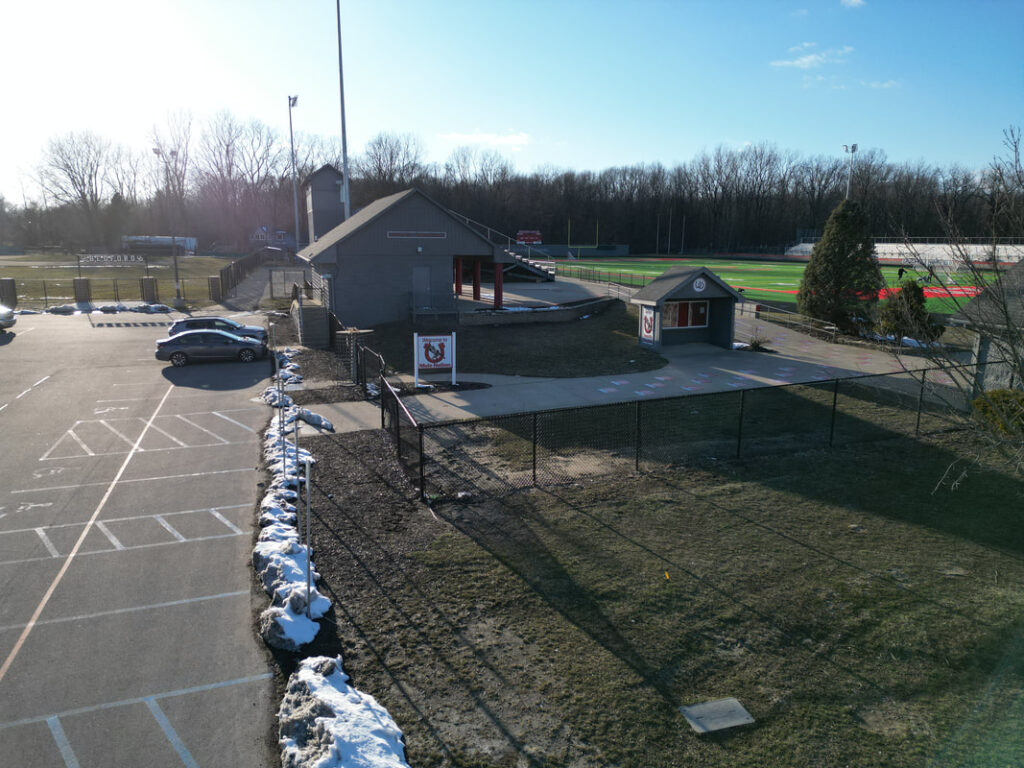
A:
454;258;463;296
494;262;503;309
472;260;481;300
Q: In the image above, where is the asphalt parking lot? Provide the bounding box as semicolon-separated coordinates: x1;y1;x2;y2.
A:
0;312;276;767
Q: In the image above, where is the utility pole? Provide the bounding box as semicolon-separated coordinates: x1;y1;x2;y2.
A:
844;143;858;200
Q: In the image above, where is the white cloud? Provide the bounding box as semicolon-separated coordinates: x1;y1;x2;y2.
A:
771;45;853;69
791;8;809;17
862;79;900;89
841;0;866;7
788;42;817;52
438;131;530;151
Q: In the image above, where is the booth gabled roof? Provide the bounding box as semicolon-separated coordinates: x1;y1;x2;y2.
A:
298;187;496;263
630;265;742;305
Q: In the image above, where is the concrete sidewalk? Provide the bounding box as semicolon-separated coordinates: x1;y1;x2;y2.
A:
299;309;918;433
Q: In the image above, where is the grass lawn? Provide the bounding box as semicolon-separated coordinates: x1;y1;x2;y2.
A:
362;300;666;378
305;426;1024;767
0;251;233;306
553;256;982;315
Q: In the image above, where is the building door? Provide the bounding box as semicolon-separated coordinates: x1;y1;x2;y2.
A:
412;266;431;308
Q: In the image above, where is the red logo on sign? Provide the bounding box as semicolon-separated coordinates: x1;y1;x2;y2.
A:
643;314;654;334
423;340;445;364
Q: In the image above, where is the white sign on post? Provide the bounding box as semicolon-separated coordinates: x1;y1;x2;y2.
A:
414;332;456;387
641;306;655;341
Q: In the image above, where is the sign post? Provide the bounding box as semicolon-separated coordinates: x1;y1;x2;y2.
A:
414;332;456;387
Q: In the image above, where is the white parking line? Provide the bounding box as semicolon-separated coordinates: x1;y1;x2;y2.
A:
147;420;190;447
93;521;124;550
154;515;187;542
208;509;243;535
0;592;248;635
0;384;175;686
0;404;7;413
0;531;246;568
0;504;250;536
33;376;51;388
175;414;229;444
0;673;273;730
46;716;81;768
99;420;138;449
34;528;60;558
212;411;257;433
146;698;199;768
12;467;253;494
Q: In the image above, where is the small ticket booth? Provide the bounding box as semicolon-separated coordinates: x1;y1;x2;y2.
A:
630;266;741;350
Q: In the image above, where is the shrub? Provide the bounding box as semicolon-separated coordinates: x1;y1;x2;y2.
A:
972;388;1024;436
877;279;944;343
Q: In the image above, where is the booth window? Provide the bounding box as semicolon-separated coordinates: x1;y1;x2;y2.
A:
663;300;709;328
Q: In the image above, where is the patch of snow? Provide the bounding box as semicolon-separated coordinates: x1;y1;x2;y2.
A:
279;656;411;768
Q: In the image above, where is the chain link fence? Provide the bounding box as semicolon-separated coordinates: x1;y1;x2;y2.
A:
405;363;984;500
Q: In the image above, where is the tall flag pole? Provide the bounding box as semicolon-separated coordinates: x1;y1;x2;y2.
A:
336;0;351;220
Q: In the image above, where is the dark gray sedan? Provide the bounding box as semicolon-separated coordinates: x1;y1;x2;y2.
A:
168;315;268;342
155;329;268;367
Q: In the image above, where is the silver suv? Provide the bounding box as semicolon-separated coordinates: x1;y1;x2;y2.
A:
168;315;267;343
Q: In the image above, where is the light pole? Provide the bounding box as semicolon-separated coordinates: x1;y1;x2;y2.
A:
843;143;858;200
152;147;184;308
335;0;351;220
288;95;301;254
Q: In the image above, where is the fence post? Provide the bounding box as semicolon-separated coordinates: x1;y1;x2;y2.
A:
113;279;119;303
915;369;926;437
418;425;426;501
829;378;839;447
736;389;746;459
532;412;538;486
635;400;642;472
43;280;48;308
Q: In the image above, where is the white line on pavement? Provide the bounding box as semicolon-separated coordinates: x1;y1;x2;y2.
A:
146;698;200;768
0;531;246;568
0;504;250;536
0;673;273;730
46;716;81;768
33;376;50;388
153;514;187;542
212;411;257;432
93;521;124;550
208;508;244;535
34;528;60;558
12;467;253;494
0;592;248;635
0;383;176;686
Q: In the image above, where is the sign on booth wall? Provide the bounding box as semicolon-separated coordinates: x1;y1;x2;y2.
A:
641;306;655;341
414;333;456;386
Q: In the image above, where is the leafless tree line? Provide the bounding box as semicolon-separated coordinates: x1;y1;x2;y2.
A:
2;115;1020;255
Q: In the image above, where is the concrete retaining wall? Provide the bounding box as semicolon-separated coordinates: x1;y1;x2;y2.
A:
459;297;614;326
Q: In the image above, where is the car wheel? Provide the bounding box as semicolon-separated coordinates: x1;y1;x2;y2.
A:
170;352;188;367
238;348;256;363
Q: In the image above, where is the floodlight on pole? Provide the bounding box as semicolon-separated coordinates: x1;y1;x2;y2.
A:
152;147;184;308
335;0;351;220
288;95;301;254
844;143;858;200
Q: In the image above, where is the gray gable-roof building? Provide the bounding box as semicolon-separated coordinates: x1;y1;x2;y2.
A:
299;187;512;328
949;260;1024;391
630;266;741;350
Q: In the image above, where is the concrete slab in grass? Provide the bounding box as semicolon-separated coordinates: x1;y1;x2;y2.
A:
679;697;755;734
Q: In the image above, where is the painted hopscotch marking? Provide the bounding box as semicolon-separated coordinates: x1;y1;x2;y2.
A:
40;409;261;460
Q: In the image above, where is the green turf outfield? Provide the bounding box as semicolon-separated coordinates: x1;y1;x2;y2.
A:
552;256;980;314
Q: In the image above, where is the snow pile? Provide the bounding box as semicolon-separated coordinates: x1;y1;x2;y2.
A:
255;357;334;651
279;656;411;768
276;349;305;385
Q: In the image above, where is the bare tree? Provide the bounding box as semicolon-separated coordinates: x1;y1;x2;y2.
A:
897;127;1024;476
356;132;425;191
38;131;113;244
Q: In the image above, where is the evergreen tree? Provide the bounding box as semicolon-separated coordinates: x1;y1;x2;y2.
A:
797;199;884;330
877;278;943;342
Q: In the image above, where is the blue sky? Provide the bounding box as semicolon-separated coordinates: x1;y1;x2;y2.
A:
2;0;1021;203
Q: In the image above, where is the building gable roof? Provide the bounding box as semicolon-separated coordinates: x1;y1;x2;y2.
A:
298;187;496;263
301;164;343;188
630;265;742;305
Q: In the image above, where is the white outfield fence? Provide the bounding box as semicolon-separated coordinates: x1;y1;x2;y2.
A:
785;240;1024;265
